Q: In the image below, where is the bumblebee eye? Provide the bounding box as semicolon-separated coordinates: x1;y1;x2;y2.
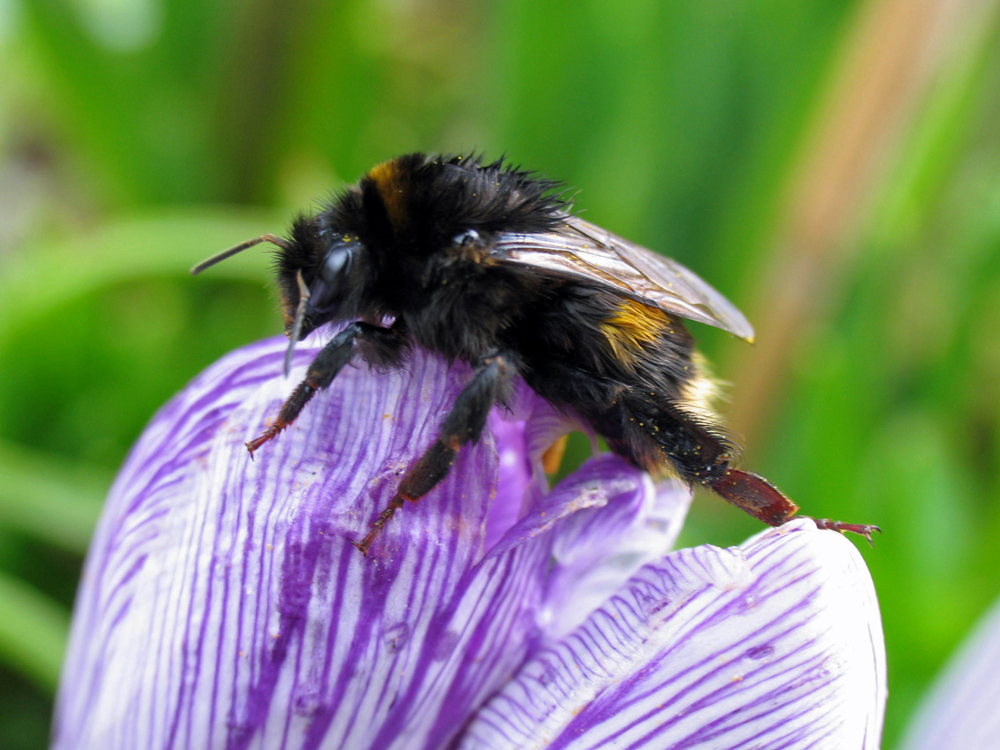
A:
321;243;354;282
453;229;481;248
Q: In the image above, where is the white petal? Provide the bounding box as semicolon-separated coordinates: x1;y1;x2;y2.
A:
458;520;886;750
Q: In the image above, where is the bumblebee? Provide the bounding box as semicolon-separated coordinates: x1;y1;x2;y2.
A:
193;153;877;553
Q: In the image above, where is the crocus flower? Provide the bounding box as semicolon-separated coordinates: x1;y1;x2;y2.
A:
53;335;887;749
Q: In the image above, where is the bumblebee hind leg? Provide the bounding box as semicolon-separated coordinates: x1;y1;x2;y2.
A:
635;404;882;545
707;467;798;526
711;469;881;545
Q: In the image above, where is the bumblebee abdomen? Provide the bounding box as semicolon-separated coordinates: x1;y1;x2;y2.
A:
510;285;697;397
513;286;734;483
599;299;672;361
597;299;698;384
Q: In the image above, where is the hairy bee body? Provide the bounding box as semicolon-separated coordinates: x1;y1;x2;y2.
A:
502;288;722;483
194;152;878;552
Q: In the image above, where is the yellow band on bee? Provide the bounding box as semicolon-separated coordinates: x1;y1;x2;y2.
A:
600;300;670;362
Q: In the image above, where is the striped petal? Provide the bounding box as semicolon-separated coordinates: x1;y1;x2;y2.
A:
53;333;885;750
458;519;886;750
899;596;1000;750
52;335;688;750
491;457;692;640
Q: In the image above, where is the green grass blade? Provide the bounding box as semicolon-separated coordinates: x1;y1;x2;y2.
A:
0;571;69;694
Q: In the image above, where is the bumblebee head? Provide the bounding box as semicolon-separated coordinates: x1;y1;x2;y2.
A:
190;152;568;375
190;216;370;375
276;216;366;341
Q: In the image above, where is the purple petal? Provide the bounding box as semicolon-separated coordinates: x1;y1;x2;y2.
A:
53;332;884;750
52;335;557;749
491;456;692;640
481;382;577;551
899;596;1000;750
458;519;886;749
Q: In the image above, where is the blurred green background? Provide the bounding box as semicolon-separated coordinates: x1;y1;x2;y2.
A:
2;0;999;747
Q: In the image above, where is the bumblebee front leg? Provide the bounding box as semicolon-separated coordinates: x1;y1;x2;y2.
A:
353;353;516;555
247;322;404;455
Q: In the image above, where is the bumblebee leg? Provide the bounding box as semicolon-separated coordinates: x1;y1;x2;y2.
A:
353;353;515;555
623;403;882;545
709;469;881;545
708;468;799;526
808;518;881;546
247;322;405;455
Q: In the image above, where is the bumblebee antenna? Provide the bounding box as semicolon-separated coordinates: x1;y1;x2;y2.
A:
190;233;290;275
284;269;311;377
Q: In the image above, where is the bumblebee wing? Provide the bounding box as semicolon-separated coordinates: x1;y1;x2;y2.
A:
493;215;755;341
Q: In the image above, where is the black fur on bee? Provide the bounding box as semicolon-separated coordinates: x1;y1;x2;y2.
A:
193;152;879;553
